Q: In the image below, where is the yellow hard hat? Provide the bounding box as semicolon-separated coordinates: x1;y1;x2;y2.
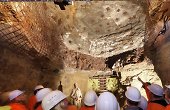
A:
0;106;11;110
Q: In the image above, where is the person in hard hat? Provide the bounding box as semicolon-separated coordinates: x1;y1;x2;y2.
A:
8;90;28;110
138;96;148;110
95;92;120;110
34;88;52;110
28;85;44;110
124;86;142;110
138;77;151;101
42;90;68;110
58;81;63;92
67;102;77;110
164;85;170;110
147;84;168;110
70;83;82;108
80;90;98;110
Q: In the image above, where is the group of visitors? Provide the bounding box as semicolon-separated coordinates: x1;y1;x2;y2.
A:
1;78;170;110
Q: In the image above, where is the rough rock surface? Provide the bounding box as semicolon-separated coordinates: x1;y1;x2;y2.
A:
120;60;162;98
0;0;167;106
63;1;145;57
145;0;170;85
0;1;146;70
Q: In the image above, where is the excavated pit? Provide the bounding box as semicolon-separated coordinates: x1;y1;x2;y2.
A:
0;0;169;107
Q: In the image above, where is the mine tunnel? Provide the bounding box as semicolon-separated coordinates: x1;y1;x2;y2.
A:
0;0;170;110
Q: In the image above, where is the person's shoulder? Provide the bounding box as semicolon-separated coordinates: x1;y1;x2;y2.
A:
77;88;80;90
79;106;86;110
165;104;170;109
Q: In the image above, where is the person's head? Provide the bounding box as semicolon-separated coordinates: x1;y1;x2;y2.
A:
164;85;170;100
34;85;44;95
42;90;68;110
9;90;26;103
36;88;52;102
138;96;148;110
95;92;120;110
147;84;163;99
84;90;98;106
74;83;78;88
125;87;141;106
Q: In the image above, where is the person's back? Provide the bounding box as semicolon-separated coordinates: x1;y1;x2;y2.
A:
79;106;94;110
147;102;165;110
165;105;170;110
35;105;43;110
67;105;77;110
28;95;37;110
147;84;167;110
147;98;167;110
28;85;44;110
9;103;28;110
34;88;52;110
34;102;43;110
8;90;28;110
124;106;142;110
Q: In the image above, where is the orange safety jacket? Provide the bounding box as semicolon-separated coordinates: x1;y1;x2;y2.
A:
9;103;28;110
67;105;78;110
28;95;37;110
147;99;168;110
35;105;43;110
165;105;170;110
147;102;165;110
79;106;95;110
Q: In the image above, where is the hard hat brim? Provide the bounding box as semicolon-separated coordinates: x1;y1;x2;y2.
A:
125;91;141;102
165;85;170;89
147;85;163;96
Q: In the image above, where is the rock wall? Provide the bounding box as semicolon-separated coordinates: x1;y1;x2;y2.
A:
63;1;146;58
0;47;93;105
0;0;169;107
0;1;147;69
145;0;170;85
0;47;54;92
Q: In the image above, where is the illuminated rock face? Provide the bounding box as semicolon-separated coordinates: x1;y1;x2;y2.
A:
0;1;146;70
144;0;170;85
63;1;145;58
0;1;168;102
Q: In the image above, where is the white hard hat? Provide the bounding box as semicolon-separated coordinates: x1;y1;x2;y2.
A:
95;92;120;110
84;90;98;106
139;96;148;110
42;90;67;110
147;84;163;96
36;88;52;102
165;85;170;89
9;90;24;101
34;85;44;91
125;87;141;102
